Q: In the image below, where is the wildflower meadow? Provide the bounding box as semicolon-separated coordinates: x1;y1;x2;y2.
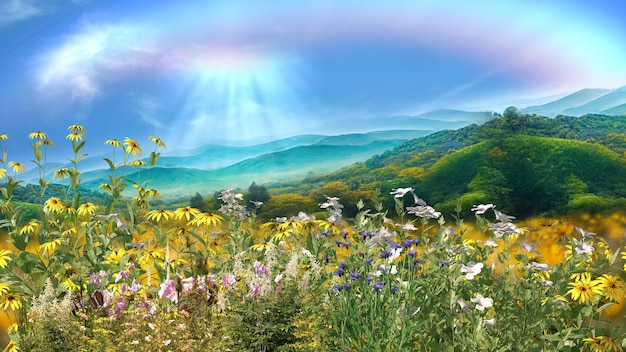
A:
2;126;626;352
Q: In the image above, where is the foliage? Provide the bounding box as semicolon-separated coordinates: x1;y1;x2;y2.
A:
3;123;626;352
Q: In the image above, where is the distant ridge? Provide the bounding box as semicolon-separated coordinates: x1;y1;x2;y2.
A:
522;88;610;117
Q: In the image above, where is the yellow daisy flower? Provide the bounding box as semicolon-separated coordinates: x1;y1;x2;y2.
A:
29;131;47;139
189;212;224;227
44;197;65;214
66;132;84;142
4;340;18;352
596;274;626;301
105;139;122;148
77;202;99;216
0;249;11;268
129;159;146;167
0;134;8;140
40;238;63;254
105;248;127;265
146;209;174;223
250;242;277;252
583;336;622;352
0;293;22;310
567;272;603;304
68;124;86;133
99;183;113;192
123;137;142;157
37;139;54;147
146;189;161;198
19;220;40;235
174;206;201;221
0;168;6;180
7;161;25;174
0;282;11;296
149;136;166;149
53;168;71;180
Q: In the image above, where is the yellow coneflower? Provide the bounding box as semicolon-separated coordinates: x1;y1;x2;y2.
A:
596;274;626;301
174;206;201;222
190;212;224;227
0;282;10;296
4;340;18;352
568;272;603;304
37;139;54;147
44;197;64;214
583;335;622;352
7;161;25;174
105;139;122;148
53;167;70;180
0;134;8;140
128;159;146;167
146;209;174;223
0;167;6;180
68;124;85;133
19;220;40;235
123;137;142;157
64;205;76;214
0;293;22;310
39;238;63;254
99;183;113;192
0;249;12;268
29;131;47;139
250;242;277;252
146;189;161;198
149;136;166;149
77;202;99;216
66;132;84;142
138;248;165;268
105;248;126;265
62;227;77;237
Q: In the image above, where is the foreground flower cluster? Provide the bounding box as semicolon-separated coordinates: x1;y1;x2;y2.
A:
1;127;626;351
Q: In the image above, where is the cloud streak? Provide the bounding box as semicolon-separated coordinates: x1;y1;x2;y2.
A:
0;0;46;25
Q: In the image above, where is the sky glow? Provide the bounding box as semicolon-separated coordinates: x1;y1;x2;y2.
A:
1;0;625;164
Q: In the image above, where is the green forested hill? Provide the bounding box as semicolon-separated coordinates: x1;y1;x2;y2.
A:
267;112;626;219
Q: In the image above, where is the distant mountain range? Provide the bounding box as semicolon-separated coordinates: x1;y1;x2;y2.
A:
521;86;626;117
19;86;626;198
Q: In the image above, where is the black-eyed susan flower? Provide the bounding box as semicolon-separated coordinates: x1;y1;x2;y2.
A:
0;282;10;296
0;249;12;268
0;134;8;140
99;183;113;192
129;159;146;167
149;136;166;149
0;293;22;310
77;202;99;216
105;139;122;148
29;131;47;139
146;209;174;223
189;212;223;227
53;167;70;180
146;189;161;198
7;161;24;174
44;197;64;214
37;139;54;147
583;335;622;352
19;220;40;235
4;340;18;352
174;206;201;221
567;272;603;304
105;248;126;265
596;273;626;301
68;124;85;133
138;248;165;268
123;137;142;157
66;132;84;142
39;238;63;254
0;167;6;180
250;242;277;252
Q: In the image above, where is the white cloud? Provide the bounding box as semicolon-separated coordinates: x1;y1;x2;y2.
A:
35;20;151;102
0;0;46;25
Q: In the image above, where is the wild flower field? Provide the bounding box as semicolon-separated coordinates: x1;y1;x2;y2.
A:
1;126;626;351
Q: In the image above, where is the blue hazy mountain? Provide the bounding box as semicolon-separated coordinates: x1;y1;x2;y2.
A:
522;86;626;117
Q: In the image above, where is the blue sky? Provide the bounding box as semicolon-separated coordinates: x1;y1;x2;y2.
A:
1;0;626;165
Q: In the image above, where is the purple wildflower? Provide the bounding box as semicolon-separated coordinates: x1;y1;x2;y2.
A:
349;272;362;281
373;281;384;292
253;261;269;277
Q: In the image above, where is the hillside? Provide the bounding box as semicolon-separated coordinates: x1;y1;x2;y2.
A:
267;113;626;219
